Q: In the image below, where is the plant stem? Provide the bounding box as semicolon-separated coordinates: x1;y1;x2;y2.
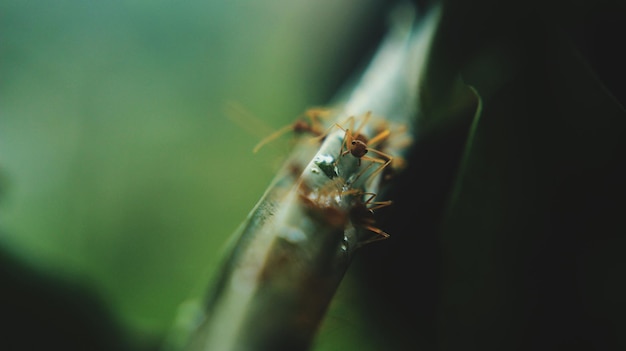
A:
181;4;442;351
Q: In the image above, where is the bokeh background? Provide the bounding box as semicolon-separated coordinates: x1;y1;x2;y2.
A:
2;0;626;350
0;0;393;349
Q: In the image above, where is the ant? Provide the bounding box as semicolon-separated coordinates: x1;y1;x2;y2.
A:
298;181;392;246
297;176;349;230
333;112;394;184
348;191;392;246
253;108;332;153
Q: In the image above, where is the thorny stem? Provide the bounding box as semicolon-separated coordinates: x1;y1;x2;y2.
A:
180;4;442;351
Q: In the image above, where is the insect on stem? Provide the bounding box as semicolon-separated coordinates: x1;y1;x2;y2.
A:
252;108;333;153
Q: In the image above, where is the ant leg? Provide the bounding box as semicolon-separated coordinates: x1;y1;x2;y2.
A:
359;191;391;207
310;117;354;162
348;156;384;185
353;111;372;140
367;129;391;147
337;123;353;158
308;115;353;145
339;188;360;197
253;124;296;153
368;200;392;212
366;147;393;162
347;159;375;185
363;148;393;182
304;107;330;119
349;155;389;186
358;225;390;246
253;107;333;153
302;108;333;134
361;192;378;205
340;116;356;155
359;192;392;211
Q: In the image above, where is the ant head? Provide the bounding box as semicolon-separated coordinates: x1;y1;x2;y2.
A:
350;140;368;158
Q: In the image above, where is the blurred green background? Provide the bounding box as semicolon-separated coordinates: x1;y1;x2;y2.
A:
3;0;626;350
0;0;392;349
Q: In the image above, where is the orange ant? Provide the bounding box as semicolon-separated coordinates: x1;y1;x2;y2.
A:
333;112;394;183
297;176;392;245
253;108;332;153
348;191;392;246
297;177;349;230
